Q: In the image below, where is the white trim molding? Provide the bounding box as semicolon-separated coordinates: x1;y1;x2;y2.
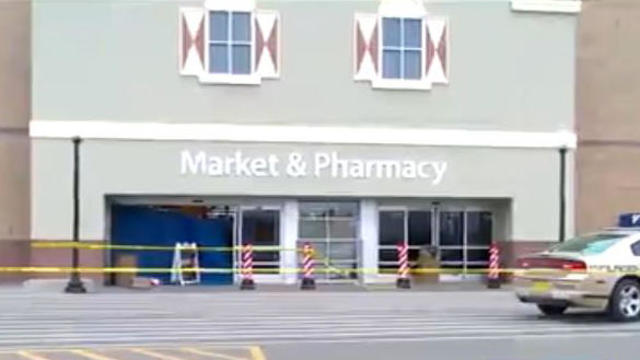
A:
204;0;255;12
372;78;431;91
511;0;582;14
30;120;577;149
378;0;426;18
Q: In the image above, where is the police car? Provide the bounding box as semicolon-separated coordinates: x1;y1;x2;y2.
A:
514;214;640;321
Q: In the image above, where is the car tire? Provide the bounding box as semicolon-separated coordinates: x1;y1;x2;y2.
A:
609;278;640;322
537;304;567;316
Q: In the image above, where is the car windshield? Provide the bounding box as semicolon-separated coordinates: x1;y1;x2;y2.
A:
549;233;627;255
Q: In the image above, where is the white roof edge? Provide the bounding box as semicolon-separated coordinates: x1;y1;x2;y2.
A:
511;0;582;14
29;120;577;150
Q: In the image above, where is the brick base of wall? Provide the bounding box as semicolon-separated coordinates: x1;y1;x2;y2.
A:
28;243;105;284
0;240;30;283
496;240;555;282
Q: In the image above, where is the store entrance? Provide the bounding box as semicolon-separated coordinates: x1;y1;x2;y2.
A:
438;210;493;276
109;205;234;286
378;205;493;278
238;208;281;277
299;202;360;282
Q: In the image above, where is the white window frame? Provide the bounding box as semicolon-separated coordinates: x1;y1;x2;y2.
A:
379;18;424;81
373;15;430;90
199;0;261;85
208;12;253;75
371;0;430;91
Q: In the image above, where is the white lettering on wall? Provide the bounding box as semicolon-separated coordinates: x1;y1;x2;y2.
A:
181;150;206;175
314;153;331;177
180;150;447;185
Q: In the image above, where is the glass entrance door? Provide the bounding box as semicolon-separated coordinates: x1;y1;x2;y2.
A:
239;208;281;276
298;202;359;281
438;211;465;269
437;210;492;277
465;211;493;271
378;209;432;272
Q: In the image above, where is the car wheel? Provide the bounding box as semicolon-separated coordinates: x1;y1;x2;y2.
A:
609;279;640;322
537;304;567;316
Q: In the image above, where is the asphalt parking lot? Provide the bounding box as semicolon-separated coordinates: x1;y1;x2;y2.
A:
2;287;640;360
0;345;265;360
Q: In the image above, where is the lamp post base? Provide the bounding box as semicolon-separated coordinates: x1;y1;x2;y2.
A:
487;278;501;289
240;278;255;290
396;278;411;289
300;277;316;290
65;276;87;294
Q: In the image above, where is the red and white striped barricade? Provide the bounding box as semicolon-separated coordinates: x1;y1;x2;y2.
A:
396;242;411;289
487;242;501;289
300;242;316;290
240;244;256;290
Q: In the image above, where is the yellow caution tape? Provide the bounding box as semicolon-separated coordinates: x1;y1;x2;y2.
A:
0;266;619;275
31;241;297;252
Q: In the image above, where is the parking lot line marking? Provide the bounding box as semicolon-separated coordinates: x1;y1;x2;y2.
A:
70;350;118;360
130;348;182;360
16;351;52;360
181;348;247;360
248;347;266;360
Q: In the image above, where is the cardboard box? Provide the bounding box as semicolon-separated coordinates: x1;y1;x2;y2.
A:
114;253;136;287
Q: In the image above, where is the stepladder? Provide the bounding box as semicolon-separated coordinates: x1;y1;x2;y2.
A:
171;242;201;286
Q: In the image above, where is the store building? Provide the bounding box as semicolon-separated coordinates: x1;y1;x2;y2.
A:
0;0;30;283
576;0;640;233
30;0;581;285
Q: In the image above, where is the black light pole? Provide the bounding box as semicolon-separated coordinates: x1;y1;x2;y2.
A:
558;146;567;243
65;136;87;293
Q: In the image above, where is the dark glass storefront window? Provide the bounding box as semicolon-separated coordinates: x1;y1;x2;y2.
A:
439;211;464;246
440;249;463;263
379;211;404;246
466;211;492;246
241;210;280;269
409;211;431;247
379;210;432;269
378;211;404;270
378;208;492;273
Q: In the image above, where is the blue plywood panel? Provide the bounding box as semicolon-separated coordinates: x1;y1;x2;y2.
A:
110;205;233;285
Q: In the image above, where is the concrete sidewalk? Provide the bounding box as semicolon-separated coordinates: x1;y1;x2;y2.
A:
4;278;512;293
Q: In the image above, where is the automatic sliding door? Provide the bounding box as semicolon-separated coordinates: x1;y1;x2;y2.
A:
240;209;280;275
378;211;405;273
378;210;432;273
439;211;464;270
465;211;492;270
299;202;359;281
437;210;492;276
408;211;432;261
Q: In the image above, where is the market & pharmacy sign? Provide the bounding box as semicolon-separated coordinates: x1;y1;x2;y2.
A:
180;150;447;185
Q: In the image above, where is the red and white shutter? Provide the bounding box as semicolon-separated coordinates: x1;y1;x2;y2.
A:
255;10;280;78
354;13;379;81
425;17;449;84
179;8;205;76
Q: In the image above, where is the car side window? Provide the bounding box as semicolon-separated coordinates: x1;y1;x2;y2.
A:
631;241;640;256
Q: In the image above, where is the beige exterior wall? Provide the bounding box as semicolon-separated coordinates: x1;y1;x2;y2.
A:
0;0;31;280
576;0;640;233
